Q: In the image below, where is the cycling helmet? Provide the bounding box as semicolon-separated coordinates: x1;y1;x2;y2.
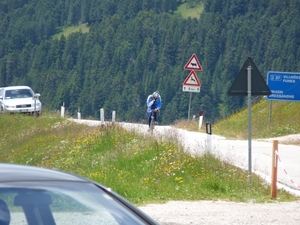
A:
153;92;159;99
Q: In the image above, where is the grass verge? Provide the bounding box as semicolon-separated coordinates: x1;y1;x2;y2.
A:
0;112;298;205
173;99;300;141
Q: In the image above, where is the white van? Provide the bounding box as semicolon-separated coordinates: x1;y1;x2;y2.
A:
0;86;42;115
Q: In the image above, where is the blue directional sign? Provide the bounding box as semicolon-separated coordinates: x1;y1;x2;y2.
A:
266;71;300;101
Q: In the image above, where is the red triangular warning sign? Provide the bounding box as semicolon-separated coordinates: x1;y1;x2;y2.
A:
183;71;201;86
184;54;203;71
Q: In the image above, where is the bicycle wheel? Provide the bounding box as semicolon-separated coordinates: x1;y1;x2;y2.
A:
150;115;155;133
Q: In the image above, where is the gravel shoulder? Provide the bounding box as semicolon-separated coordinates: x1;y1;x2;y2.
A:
139;200;300;225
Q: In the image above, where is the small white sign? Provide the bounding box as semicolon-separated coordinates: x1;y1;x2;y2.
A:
182;85;200;93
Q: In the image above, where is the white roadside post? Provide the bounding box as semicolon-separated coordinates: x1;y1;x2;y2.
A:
198;110;204;130
206;123;212;152
33;93;40;119
77;108;81;120
112;111;116;124
61;102;65;118
100;108;105;126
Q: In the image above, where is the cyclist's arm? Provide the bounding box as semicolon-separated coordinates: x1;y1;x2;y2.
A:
156;97;162;110
147;96;155;107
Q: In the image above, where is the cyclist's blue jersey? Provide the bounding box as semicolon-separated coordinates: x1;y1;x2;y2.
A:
147;94;162;113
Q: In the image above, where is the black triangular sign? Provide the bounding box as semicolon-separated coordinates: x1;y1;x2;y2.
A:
228;57;271;96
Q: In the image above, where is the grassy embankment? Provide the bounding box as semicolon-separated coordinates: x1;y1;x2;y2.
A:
1;102;299;206
175;99;300;143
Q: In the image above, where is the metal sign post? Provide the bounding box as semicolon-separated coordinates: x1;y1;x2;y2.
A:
183;74;200;121
188;92;192;120
183;54;203;120
34;97;36;118
228;57;271;184
247;66;252;183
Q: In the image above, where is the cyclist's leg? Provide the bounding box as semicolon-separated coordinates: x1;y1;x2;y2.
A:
153;111;157;123
147;111;151;127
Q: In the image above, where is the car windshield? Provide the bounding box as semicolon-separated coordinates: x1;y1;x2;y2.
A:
0;181;147;225
4;89;33;99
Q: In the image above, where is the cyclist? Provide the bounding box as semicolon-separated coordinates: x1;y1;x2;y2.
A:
146;90;162;131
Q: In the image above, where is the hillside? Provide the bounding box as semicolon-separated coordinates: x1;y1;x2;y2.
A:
213;99;300;140
0;0;299;125
173;98;300;143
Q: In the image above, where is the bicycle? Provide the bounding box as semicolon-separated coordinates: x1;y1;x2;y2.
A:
149;109;159;134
